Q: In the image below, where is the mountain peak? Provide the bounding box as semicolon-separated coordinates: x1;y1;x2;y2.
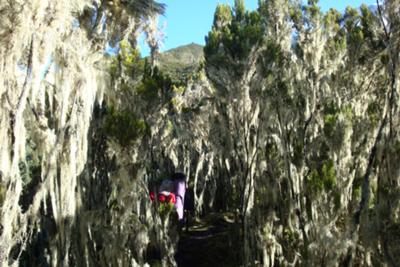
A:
154;43;204;82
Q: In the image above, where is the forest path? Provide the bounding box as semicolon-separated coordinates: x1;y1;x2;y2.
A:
175;212;240;267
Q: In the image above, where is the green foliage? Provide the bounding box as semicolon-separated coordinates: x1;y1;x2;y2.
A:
333;191;341;209
136;62;174;105
263;40;285;71
325;8;341;23
229;10;262;59
323;100;339;115
323;102;339;137
360;4;376;43
109;56;119;78
344;4;382;64
345;8;364;60
353;186;361;200
0;182;5;207
109;40;144;80
213;4;232;28
137;76;159;100
344;6;359;21
205;2;263;69
290;6;303;30
367;102;381;127
234;0;245;19
324;8;342;32
321;159;336;190
158;202;175;215
326;37;346;58
204;30;221;61
308;169;323;192
322;102;353;150
282;228;300;247
380;52;390;65
170;97;178;106
323;114;337;139
303;0;322;23
103;106;150;147
342;105;353;122
172;85;185;95
120;40;143;74
324;9;346;58
352;173;363;201
307;159;337;194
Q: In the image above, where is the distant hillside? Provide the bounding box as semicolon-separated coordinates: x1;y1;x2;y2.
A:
154;43;204;83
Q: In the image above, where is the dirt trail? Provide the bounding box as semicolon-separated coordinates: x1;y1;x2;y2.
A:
175;213;239;267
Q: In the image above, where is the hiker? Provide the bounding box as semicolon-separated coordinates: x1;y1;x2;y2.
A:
171;172;186;224
149;172;187;224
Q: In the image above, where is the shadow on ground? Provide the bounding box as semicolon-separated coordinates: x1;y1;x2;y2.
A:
175;212;241;267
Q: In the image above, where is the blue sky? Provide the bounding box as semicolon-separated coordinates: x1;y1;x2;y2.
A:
139;0;378;56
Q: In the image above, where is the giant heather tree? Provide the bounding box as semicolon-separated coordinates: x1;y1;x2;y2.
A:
204;0;400;265
0;0;165;266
